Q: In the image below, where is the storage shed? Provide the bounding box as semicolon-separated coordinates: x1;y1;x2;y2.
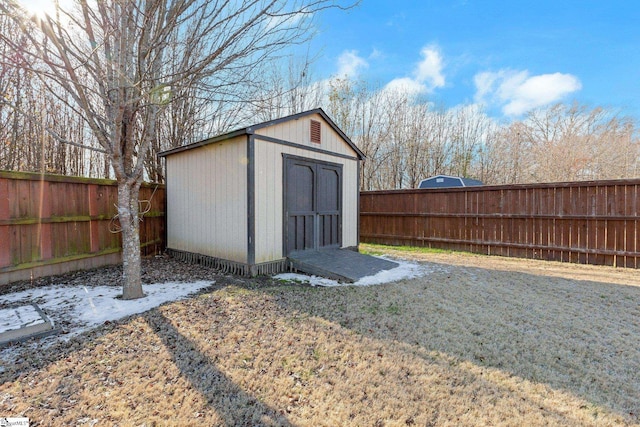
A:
418;175;483;189
158;109;365;276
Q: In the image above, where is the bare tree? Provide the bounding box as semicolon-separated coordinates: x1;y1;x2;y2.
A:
1;11;107;176
447;104;489;178
473;121;528;184
355;87;391;190
325;77;396;190
473;103;639;185
1;0;355;299
249;55;323;123
522;103;639;183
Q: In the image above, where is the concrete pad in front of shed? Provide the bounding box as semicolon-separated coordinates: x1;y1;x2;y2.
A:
0;303;59;347
288;249;399;282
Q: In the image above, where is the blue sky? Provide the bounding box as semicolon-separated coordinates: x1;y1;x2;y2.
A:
308;0;640;121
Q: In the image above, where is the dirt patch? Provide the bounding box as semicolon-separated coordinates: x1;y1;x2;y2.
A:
1;248;639;426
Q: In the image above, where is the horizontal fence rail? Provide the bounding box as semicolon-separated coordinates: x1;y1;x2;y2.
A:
0;170;165;285
360;179;640;268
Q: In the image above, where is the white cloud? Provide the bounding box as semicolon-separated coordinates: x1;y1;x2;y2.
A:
369;48;383;60
336;50;369;78
474;69;582;116
384;44;445;97
473;71;500;102
415;46;445;89
384;77;427;97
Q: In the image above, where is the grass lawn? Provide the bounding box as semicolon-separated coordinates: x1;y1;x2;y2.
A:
1;245;639;426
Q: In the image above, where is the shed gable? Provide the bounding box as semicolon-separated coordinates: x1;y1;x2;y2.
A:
254;112;359;159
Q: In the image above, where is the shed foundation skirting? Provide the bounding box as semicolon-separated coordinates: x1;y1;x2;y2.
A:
167;248;289;276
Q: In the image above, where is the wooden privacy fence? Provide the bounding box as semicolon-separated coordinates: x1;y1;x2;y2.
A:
360;179;640;268
0;170;165;285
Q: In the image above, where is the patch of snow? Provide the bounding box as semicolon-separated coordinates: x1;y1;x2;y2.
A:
275;257;427;287
0;281;213;363
0;305;46;334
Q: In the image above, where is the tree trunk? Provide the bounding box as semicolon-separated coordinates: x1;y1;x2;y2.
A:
118;180;144;300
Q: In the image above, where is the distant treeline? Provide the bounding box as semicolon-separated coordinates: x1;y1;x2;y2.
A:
1;11;637;189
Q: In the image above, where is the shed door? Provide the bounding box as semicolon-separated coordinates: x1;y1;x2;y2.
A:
284;156;342;255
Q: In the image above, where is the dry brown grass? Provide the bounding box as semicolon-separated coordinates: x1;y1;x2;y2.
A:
1;246;639;426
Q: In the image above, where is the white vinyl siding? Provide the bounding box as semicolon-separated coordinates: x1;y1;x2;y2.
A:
166;136;248;263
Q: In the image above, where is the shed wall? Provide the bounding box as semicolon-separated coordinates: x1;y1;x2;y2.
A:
255;112;358;158
254;139;359;263
166;136;248;263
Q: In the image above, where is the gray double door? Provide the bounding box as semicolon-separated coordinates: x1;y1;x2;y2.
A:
284;155;342;255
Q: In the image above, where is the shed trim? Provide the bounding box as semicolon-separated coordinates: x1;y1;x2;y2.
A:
247;134;256;270
254;134;360;161
357;159;361;248
158;128;251;157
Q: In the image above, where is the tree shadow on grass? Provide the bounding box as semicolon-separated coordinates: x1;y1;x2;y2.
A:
264;261;640;424
0;278;295;425
144;309;295;427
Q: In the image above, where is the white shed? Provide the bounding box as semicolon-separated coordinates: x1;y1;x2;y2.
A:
158;109;365;276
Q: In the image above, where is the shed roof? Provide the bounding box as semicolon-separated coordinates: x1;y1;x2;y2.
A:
158;108;365;160
418;175;483;188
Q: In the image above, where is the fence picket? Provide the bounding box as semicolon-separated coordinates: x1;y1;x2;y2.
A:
0;171;165;285
361;179;640;268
